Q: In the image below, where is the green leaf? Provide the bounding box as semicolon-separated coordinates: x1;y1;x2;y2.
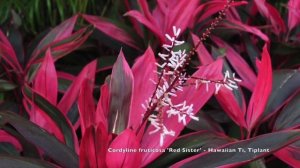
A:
187;112;224;133
0;111;78;168
0;80;17;92
263;70;300;120
274;94;300;130
23;85;76;151
176;130;300;168
148;131;231;168
0;156;56;168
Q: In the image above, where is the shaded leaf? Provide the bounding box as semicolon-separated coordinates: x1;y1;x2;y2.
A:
173;130;300;168
263;69;300;120
148;131;231;168
108;51;133;134
0;80;17;92
0;111;78;168
274;94;300;130
23;85;77;152
83;14;141;50
0;156;56;168
246;45;272;131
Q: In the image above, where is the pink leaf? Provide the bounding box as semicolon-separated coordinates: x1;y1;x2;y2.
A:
95;83;110;131
58;60;97;115
108;50;134;134
196;0;248;23
213;36;256;91
129;47;157;131
106;129;141;168
141;59;224;166
274;146;300;167
246;44;272;131
0;130;22;152
0;30;22;72
31;15;78;60
78;79;96;135
80;124;108;168
192;34;247;128
288;0;300;30
82;14;141;50
254;0;286;35
223;19;269;42
191;33;215;65
124;10;164;42
34;48;58;104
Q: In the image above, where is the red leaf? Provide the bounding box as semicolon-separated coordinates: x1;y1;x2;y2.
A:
141;59;224;166
125;10;164;42
31;15;78;61
192;34;247;128
0;30;22;72
288;0;300;30
108;50;134;134
95;83;110;131
246;44;272;131
223;19;269;42
34;48;58;105
78;79;96;135
80;123;108;168
106;129;141;168
129;47;157;131
213;37;256;91
58;60;97;115
254;0;286;35
82;14;141;50
0;130;22;152
172;130;300;167
191;33;215;65
195;0;248;23
274;146;300;167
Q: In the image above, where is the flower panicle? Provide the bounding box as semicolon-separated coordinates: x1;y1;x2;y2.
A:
141;0;236;146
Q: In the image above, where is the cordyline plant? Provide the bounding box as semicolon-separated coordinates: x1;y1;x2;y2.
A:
0;0;300;168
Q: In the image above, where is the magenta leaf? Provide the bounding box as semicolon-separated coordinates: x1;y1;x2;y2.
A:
82;14;141;50
95;83;110;131
78;79;96;135
106;129;141;168
213;37;256;91
58;60;97;116
0;30;23;72
33;48;58;105
246;44;272;131
129;47;157;131
195;0;248;23
23;85;78;152
80;124;108;168
172;130;300;168
288;0;300;31
124;10;164;42
222;19;269;42
108;50;133;134
31;15;78;60
141;59;224;166
192;35;247;128
0;130;22;152
149;131;231;167
254;0;286;35
274;145;300;167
